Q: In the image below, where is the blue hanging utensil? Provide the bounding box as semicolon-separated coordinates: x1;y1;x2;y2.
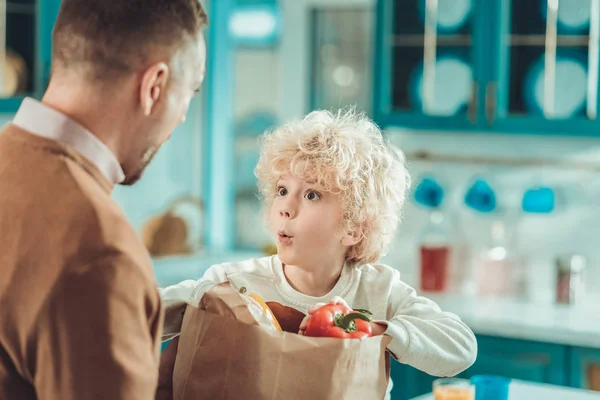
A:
464;179;496;213
522;186;555;214
414;177;445;209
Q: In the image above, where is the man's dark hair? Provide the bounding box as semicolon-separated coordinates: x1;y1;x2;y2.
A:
52;0;208;80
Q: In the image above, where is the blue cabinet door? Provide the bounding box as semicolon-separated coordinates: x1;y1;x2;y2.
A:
459;335;567;385
0;0;61;113
389;335;568;400
373;0;488;132
570;347;600;391
485;0;600;136
389;360;436;400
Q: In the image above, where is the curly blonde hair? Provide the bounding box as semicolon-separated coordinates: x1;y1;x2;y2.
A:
254;108;411;265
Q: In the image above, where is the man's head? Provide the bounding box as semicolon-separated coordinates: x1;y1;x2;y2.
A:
50;0;208;184
255;108;411;267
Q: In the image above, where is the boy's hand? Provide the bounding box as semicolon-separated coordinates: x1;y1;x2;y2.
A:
370;321;387;336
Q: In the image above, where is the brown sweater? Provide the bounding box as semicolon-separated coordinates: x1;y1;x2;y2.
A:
0;124;163;399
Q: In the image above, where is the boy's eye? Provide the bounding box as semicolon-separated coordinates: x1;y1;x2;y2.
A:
276;187;288;196
305;191;321;201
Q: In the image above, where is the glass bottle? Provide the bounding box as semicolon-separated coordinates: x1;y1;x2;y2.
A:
419;209;452;292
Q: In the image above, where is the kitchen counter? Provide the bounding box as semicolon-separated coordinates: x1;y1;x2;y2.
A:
424;293;600;348
411;379;600;400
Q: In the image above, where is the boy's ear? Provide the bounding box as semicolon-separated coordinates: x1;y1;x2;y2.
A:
341;228;363;247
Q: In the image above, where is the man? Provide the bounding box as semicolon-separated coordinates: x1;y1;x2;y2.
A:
0;0;207;399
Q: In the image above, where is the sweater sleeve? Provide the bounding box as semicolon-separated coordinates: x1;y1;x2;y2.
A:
382;269;477;377
159;264;228;340
33;253;162;400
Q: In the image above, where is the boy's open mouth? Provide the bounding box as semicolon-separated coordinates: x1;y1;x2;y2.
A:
278;231;293;240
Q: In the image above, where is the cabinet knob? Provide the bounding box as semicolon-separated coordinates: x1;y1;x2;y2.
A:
468;81;478;124
485;81;497;126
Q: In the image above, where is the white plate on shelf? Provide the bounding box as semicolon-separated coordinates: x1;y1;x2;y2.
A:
541;0;591;33
419;0;473;32
1;50;28;97
410;56;473;116
525;51;588;119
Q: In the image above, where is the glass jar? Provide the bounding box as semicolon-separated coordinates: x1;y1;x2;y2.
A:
419;209;452;292
555;254;586;305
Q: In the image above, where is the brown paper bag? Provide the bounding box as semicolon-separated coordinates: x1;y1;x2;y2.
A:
173;283;391;400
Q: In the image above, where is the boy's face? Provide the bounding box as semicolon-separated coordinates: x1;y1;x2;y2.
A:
269;175;357;269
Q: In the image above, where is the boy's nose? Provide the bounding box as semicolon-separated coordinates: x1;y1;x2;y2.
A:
280;210;291;219
279;202;296;219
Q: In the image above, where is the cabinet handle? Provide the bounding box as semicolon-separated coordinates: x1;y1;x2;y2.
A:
485;81;497;126
0;0;6;95
468;81;478;124
543;0;559;118
422;0;439;114
586;0;599;120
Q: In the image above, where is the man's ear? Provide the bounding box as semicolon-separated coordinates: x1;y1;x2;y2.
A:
140;62;170;116
341;228;363;247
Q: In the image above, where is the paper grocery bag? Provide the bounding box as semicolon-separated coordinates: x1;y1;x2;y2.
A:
173;283;391;400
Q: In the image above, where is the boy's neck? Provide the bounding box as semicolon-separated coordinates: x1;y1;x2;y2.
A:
282;260;345;297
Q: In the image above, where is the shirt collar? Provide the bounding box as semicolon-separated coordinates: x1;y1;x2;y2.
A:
13;97;126;185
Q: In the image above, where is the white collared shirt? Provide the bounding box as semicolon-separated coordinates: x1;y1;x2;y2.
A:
12;97;125;185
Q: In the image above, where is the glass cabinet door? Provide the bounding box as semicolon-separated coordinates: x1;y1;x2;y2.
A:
1;0;59;112
1;0;36;97
311;8;374;115
492;0;600;134
375;0;485;129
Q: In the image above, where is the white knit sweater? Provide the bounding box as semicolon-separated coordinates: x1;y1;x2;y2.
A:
160;255;477;381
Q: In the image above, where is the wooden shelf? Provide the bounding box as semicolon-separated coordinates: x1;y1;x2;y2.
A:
391;34;591;48
6;2;36;15
509;34;590;47
407;150;600;172
392;34;472;47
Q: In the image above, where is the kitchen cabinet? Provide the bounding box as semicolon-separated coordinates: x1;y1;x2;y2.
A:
374;0;486;131
457;335;567;385
0;0;61;113
390;334;573;400
374;0;600;136
412;379;600;400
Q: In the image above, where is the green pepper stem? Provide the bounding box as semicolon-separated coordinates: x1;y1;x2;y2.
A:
335;312;372;332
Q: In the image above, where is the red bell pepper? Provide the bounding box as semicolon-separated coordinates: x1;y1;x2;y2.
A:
304;303;373;339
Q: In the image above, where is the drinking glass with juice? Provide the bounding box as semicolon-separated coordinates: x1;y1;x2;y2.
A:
433;378;475;400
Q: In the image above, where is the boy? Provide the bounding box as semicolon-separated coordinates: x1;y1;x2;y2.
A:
160;109;477;396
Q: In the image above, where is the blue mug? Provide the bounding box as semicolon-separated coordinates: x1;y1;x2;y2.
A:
471;375;511;400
